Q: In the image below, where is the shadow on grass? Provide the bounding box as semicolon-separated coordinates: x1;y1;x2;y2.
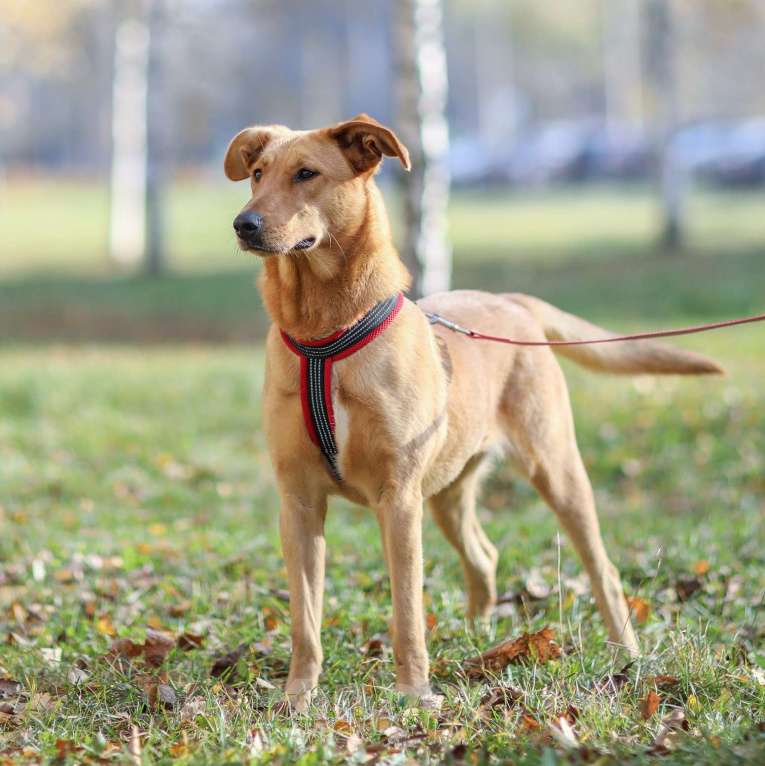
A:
1;245;763;343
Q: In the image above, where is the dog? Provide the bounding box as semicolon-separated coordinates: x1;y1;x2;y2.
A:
223;114;722;709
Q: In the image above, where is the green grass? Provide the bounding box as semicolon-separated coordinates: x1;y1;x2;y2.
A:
1;177;764;762
1;330;764;764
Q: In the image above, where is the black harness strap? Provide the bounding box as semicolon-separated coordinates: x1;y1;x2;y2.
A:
280;293;404;480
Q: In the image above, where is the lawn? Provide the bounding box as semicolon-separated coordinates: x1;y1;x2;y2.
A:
1;328;764;764
1;177;764;763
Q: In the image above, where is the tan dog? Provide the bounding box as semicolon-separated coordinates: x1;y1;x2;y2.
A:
224;114;722;709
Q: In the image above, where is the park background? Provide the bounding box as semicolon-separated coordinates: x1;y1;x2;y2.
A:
1;1;764;764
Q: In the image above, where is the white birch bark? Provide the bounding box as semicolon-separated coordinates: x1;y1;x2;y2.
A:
395;0;451;298
109;10;150;267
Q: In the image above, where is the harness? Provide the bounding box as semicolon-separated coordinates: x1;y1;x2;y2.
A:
280;292;404;480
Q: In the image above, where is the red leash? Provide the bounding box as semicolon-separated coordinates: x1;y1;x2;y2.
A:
425;310;765;347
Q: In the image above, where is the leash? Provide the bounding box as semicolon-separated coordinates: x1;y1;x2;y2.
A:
425;310;765;347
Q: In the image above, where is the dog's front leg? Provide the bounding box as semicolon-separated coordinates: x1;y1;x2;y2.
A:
376;489;431;699
279;492;327;711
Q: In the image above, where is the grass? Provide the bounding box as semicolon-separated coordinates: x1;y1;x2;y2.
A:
1;177;764;762
1;330;764;764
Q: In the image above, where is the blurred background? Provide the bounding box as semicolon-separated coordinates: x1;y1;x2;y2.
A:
1;0;764;341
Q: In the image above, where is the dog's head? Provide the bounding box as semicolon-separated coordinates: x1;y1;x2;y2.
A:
224;114;410;255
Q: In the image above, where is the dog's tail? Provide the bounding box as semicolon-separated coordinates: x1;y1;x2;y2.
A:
506;293;724;376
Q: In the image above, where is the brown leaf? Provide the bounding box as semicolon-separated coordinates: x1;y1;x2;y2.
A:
641;690;661;720
520;713;541;732
594;661;635;694
464;626;561;677
675;577;703;602
361;637;385;657
143;629;175;667
177;632;205;651
480;685;522;712
651;675;680;691
168;600;192;618
627;596;651;624
210;642;250;678
426;612;438;631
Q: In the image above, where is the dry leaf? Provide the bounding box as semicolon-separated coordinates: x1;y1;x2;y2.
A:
692;560;710;576
594;661;635;694
651;675;680;691
177;631;205;651
464;626;561;677
649;708;689;754
361;637;385;657
641;690;661;720
675;577;703;602
210;642;250;678
143;629;175;667
627;596;651;624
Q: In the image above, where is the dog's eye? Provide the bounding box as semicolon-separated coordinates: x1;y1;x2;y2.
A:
253;169;262;181
294;168;319;182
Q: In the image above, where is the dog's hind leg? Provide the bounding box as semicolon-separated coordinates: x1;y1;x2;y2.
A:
501;349;640;656
429;456;498;620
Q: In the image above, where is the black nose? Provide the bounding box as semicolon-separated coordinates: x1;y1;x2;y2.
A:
233;211;263;238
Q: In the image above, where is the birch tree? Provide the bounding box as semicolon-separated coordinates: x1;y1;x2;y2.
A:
109;0;166;272
645;0;684;251
394;0;451;298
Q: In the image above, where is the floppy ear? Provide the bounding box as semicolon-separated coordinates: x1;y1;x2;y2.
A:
223;127;273;181
329;113;411;174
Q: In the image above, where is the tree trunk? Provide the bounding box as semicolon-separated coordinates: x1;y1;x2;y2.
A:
394;0;451;298
144;0;166;275
646;0;684;251
109;0;165;273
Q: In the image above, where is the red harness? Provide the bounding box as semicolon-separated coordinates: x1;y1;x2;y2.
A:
280;293;404;480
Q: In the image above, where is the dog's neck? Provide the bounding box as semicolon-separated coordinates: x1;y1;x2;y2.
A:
258;181;410;339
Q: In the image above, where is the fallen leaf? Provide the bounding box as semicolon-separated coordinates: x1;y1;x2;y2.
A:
96;615;116;637
361;637;385;657
627;596;651;624
143;629;175;667
675;577;703;601
648;708;689;754
692;560;710;576
641;690;661;720
464;626;561;677
651;674;680;691
157;683;177;708
67;667;89;685
177;631;205;651
210;642;250;679
480;685;522;713
520;713;541;732
0;678;21;699
426;612;438;631
40;647;62;667
594;661;635;694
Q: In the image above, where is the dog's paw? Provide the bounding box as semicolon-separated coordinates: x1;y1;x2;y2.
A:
283;679;316;714
396;683;443;711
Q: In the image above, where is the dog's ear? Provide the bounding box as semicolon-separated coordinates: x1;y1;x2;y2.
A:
223;127;273;181
329;114;411;174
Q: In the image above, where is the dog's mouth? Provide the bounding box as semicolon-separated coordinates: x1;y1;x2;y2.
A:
238;236;317;255
291;237;316;251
